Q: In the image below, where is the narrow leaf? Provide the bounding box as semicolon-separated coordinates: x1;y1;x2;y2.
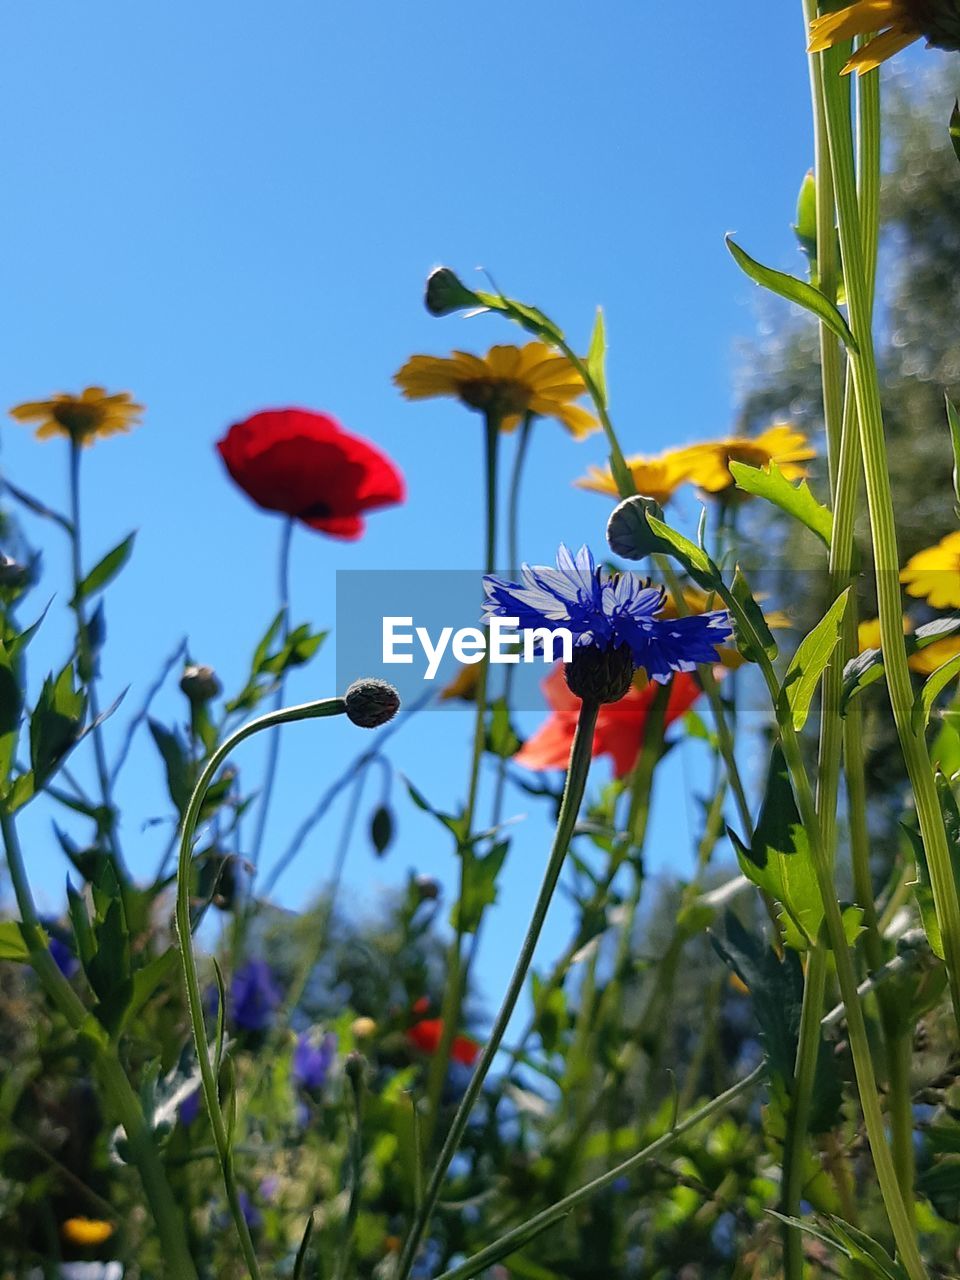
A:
946;395;960;517
70;533;136;606
586;307;607;407
731;567;778;663
729;461;833;547
912;650;960;734
780;590;850;731
726;235;858;352
843;613;960;709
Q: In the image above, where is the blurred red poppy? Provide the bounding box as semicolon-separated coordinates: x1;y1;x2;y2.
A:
217;408;405;540
407;1016;480;1067
514;663;704;778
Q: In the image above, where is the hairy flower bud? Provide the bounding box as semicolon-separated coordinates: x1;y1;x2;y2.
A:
180;663;222;703
564;643;635;705
606;494;665;561
344;678;400;728
414;874;441;902
424;266;482;316
0;554;31;590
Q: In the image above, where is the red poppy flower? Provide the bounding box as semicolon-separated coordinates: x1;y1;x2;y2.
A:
514;663;705;778
407;1016;480;1067
216;408;405;540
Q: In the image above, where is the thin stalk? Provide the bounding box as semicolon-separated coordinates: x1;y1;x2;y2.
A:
175;695;347;1280
67;441;126;880
248;516;294;873
425;410;500;1135
395;697;601;1280
820;37;960;1033
1;809;199;1278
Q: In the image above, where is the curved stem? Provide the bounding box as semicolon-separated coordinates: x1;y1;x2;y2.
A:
174;695;346;1280
248;516;294;874
396;697;600;1280
1;808;199;1278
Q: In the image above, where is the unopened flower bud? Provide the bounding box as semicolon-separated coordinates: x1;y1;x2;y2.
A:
0;554;31;590
424;266;483;317
564;643;635;705
344;678;400;728
351;1015;377;1040
180;664;222;703
606;495;665;561
414;875;441;903
345;1050;366;1089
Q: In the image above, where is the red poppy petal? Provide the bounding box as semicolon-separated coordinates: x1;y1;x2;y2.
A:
514;713;578;771
301;513;365;539
452;1035;480;1067
407;1019;443;1055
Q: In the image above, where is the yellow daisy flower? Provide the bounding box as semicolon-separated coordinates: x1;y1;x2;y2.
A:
576;454;691;505
857;615;960;675
393;344;599;438
61;1217;115;1247
900;531;960;610
808;0;960;77
10;387;143;446
674;424;816;496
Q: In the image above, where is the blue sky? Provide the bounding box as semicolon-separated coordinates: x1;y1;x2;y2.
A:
0;2;865;1013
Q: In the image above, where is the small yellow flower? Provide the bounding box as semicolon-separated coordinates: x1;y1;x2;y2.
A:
351;1015;377;1039
10;387;143;446
440;662;483;703
900;531;960;610
61;1217;115;1247
808;0;959;77
675;424;815;496
575;454;690;505
393;344;598;438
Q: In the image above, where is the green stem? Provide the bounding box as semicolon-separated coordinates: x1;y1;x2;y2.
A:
425;410;501;1136
396;697;601;1280
174;695;347;1280
67;440;126;881
820;33;960;1035
1;808;199;1278
783;946;828;1280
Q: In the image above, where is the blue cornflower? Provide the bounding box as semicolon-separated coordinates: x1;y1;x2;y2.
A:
291;1030;337;1091
229;958;282;1032
483;544;731;683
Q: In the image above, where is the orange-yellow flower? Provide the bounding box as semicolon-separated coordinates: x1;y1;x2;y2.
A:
675;425;815;496
393;344;598;437
61;1218;115;1247
808;0;960;76
900;531;960;610
10;387;142;446
575;454;690;506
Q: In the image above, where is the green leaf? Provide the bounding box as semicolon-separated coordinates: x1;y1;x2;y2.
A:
86;897;133;1033
903;823;944;960
644;513;722;590
726;235;858;352
730;744;822;948
780;590;850;731
530;972;569;1054
29;663;86;786
487;698;521;759
586;307;607;407
370;805;394;856
729;460;833;547
0;920;30;962
730;566;778;663
711;910;803;1081
122;949;180;1029
912;649;960;733
793;170;817;270
951;99;960;166
470;286;566;346
293;1214;315;1280
451;840;510;934
70;533;136;606
843;613;960;710
403;776;468;848
946;395;960;518
66;881;96;968
148;719;194;816
767;1214;909;1280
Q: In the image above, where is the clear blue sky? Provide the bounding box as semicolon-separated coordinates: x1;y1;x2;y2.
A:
0;2;888;1014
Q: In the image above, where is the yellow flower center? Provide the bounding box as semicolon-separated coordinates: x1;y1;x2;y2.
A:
457;377;532;418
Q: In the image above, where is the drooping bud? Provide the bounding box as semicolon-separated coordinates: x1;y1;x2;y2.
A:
606;494;665;561
0;554;32;590
179;663;222;703
424;267;483;317
564;643;635;705
344;678;400;728
414;874;441;903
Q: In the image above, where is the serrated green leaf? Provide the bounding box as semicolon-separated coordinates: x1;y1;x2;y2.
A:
843;613;960;710
729;460;833;547
0;920;30;962
70;533;136;606
726;235;858;352
912;650;960;734
780;590;849;732
730;744;822;948
586;307;607;407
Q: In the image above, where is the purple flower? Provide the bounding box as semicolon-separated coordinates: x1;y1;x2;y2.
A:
178;1089;201;1127
239;1190;262;1230
229;959;282;1032
483;545;731;683
41;919;79;979
292;1031;337;1091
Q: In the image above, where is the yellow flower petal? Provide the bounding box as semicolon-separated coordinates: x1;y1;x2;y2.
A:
901;531;960;610
61;1218;115;1247
808;0;903;50
9;388;142;445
